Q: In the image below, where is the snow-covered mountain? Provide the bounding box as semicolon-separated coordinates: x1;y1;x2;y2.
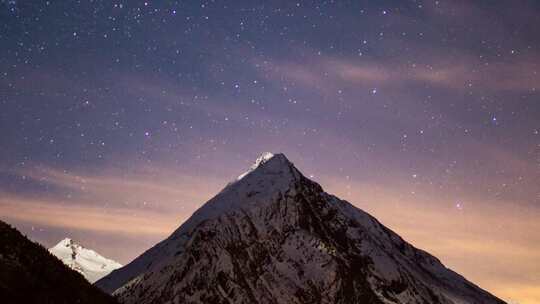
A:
49;238;122;283
96;153;505;304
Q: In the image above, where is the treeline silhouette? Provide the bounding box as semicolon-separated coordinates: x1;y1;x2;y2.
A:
0;220;118;304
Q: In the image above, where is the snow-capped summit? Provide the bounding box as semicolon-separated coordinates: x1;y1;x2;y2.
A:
49;238;122;283
97;153;505;304
237;152;275;180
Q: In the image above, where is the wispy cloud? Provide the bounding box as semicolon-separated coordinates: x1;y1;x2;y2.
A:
0;163;226;262
0;195;177;237
255;54;540;93
13;164;224;211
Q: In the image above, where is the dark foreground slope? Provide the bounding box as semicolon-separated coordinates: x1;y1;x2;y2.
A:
97;153;506;304
0;220;118;304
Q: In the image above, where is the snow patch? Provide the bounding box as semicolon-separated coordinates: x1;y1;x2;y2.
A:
49;238;122;283
237;152;275;180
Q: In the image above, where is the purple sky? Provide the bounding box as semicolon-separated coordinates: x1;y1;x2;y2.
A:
1;1;539;302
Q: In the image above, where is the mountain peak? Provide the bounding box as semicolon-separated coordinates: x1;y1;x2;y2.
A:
237;152;294;180
49;238;122;283
55;237;76;248
96;154;506;304
95;152;305;294
253;151;276;167
237;152;299;182
177;152;301;233
60;237;72;244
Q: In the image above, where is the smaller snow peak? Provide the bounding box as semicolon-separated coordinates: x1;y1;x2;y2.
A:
49;238;123;283
52;238;87;255
55;237;74;248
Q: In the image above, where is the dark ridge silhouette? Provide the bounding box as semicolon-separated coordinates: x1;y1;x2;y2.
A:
0;220;118;304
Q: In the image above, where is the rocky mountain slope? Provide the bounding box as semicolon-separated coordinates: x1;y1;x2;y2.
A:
49;238;122;283
96;153;505;304
0;220;118;304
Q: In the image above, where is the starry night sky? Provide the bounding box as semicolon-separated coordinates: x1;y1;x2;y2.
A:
1;1;539;303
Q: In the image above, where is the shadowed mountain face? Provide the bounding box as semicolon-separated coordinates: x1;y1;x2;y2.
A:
97;153;506;304
0;220;118;304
